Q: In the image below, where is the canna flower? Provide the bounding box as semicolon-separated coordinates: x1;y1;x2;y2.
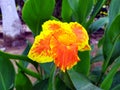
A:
28;20;91;72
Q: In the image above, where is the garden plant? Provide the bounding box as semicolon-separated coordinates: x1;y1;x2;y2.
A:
0;0;120;90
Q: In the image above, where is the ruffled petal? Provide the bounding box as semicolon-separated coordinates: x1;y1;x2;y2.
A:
80;44;91;51
42;20;62;32
50;37;80;72
28;35;53;63
70;22;91;51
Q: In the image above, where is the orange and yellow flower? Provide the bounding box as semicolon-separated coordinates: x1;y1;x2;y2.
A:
28;20;91;72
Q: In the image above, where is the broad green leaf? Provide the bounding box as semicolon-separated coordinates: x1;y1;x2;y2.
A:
33;79;49;90
67;0;79;11
67;0;79;21
89;17;108;34
93;0;97;4
77;0;94;24
68;0;94;24
112;84;120;90
60;72;75;90
61;0;72;22
15;72;32;90
111;71;120;89
40;62;54;78
22;0;55;36
86;0;106;28
108;14;120;41
55;75;71;90
74;51;90;76
109;38;120;65
89;66;102;84
108;0;120;28
68;69;102;90
0;56;15;90
101;56;120;90
102;15;120;72
34;76;71;90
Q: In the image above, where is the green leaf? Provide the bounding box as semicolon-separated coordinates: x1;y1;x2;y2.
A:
77;0;94;24
22;0;55;36
61;0;72;22
68;69;102;90
15;72;32;90
89;17;108;34
33;79;49;90
60;72;75;90
90;0;106;18
50;16;60;21
86;0;106;28
112;84;120;90
101;56;120;90
40;62;54;78
47;65;56;90
67;0;79;22
108;0;120;28
67;0;78;11
55;75;71;90
108;15;120;41
68;0;94;24
89;67;102;84
102;15;120;72
111;71;120;89
74;51;90;76
0;56;15;90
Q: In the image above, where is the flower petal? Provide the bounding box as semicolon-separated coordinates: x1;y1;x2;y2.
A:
70;22;91;51
50;37;80;72
28;35;53;63
80;44;91;51
42;20;62;31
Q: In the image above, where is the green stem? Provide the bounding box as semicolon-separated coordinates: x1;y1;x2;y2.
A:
0;50;34;63
16;62;42;80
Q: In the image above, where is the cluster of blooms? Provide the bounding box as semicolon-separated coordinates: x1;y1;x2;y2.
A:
28;20;91;72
